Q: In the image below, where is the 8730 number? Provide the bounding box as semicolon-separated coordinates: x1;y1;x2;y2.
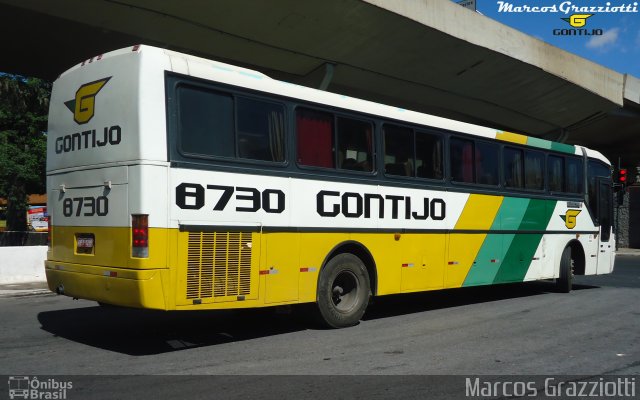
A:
62;196;109;217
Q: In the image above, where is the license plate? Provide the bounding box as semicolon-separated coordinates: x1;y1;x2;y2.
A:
78;238;93;248
76;234;94;254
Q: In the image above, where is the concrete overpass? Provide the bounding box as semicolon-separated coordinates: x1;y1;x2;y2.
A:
2;0;639;169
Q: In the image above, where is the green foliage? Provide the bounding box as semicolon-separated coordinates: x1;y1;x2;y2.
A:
0;75;51;231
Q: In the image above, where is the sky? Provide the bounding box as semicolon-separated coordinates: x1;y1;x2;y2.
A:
476;0;640;77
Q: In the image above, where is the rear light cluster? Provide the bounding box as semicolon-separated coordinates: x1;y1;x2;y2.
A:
131;214;149;258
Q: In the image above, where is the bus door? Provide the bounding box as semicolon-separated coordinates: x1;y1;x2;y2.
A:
596;178;614;273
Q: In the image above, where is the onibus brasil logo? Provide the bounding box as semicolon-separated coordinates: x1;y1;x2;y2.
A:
64;77;111;125
8;376;73;399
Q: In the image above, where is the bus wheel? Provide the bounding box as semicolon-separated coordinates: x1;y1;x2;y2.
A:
555;246;573;293
317;253;370;328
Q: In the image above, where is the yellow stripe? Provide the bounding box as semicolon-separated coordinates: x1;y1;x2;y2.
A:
454;194;503;230
446;194;503;288
496;131;528;145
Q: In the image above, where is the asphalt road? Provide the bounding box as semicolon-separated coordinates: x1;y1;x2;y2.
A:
1;256;638;399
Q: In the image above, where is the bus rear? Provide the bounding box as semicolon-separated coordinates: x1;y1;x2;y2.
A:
45;46;171;308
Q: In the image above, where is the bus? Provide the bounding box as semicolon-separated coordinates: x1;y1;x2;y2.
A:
45;45;615;328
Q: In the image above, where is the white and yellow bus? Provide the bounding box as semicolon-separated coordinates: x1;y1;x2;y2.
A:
46;45;615;327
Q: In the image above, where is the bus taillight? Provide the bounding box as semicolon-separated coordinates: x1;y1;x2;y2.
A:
131;214;149;258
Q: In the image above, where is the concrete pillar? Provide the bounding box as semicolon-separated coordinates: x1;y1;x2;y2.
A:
624;185;640;248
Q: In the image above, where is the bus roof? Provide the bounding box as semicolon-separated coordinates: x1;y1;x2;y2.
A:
57;45;611;166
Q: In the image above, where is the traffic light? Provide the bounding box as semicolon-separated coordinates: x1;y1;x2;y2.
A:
616;168;628;206
618;168;628;186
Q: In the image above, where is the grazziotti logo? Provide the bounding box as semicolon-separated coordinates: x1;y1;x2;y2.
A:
554;13;603;36
64;77;111;125
495;1;638;37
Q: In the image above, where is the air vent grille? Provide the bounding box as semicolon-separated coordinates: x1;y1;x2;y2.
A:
186;232;252;299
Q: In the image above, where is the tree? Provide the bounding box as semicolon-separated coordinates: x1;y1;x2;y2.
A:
0;75;51;231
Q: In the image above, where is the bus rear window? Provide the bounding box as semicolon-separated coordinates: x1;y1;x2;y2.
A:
178;86;233;157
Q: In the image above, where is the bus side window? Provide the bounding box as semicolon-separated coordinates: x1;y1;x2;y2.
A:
178;86;233;158
296;108;335;168
416;131;443;180
237;97;285;162
566;157;584;194
337;117;374;172
475;141;499;186
504;147;524;188
524;150;544;190
384;124;414;176
548;155;564;192
451;137;474;183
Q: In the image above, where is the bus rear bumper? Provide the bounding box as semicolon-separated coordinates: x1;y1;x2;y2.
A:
45;261;167;310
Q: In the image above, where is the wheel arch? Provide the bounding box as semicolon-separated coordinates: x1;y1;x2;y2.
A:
319;240;378;296
566;239;586;275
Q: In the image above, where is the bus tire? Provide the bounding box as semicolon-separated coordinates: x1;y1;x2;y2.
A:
555;246;573;293
316;253;370;328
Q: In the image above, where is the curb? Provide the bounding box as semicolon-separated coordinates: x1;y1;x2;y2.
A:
0;289;52;298
616;249;640;256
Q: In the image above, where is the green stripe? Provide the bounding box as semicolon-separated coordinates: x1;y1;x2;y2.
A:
463;198;529;286
526;136;575;155
499;198;531;230
550;142;576;154
526;137;553;150
493;199;557;283
462;234;511;286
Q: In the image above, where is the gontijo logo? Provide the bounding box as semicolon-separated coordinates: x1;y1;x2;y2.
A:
64;77;111;124
562;13;593;27
554;13;602;36
56;76;121;155
560;209;581;229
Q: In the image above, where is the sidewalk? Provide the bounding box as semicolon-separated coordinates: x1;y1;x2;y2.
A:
615;247;640;256
0;281;50;298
